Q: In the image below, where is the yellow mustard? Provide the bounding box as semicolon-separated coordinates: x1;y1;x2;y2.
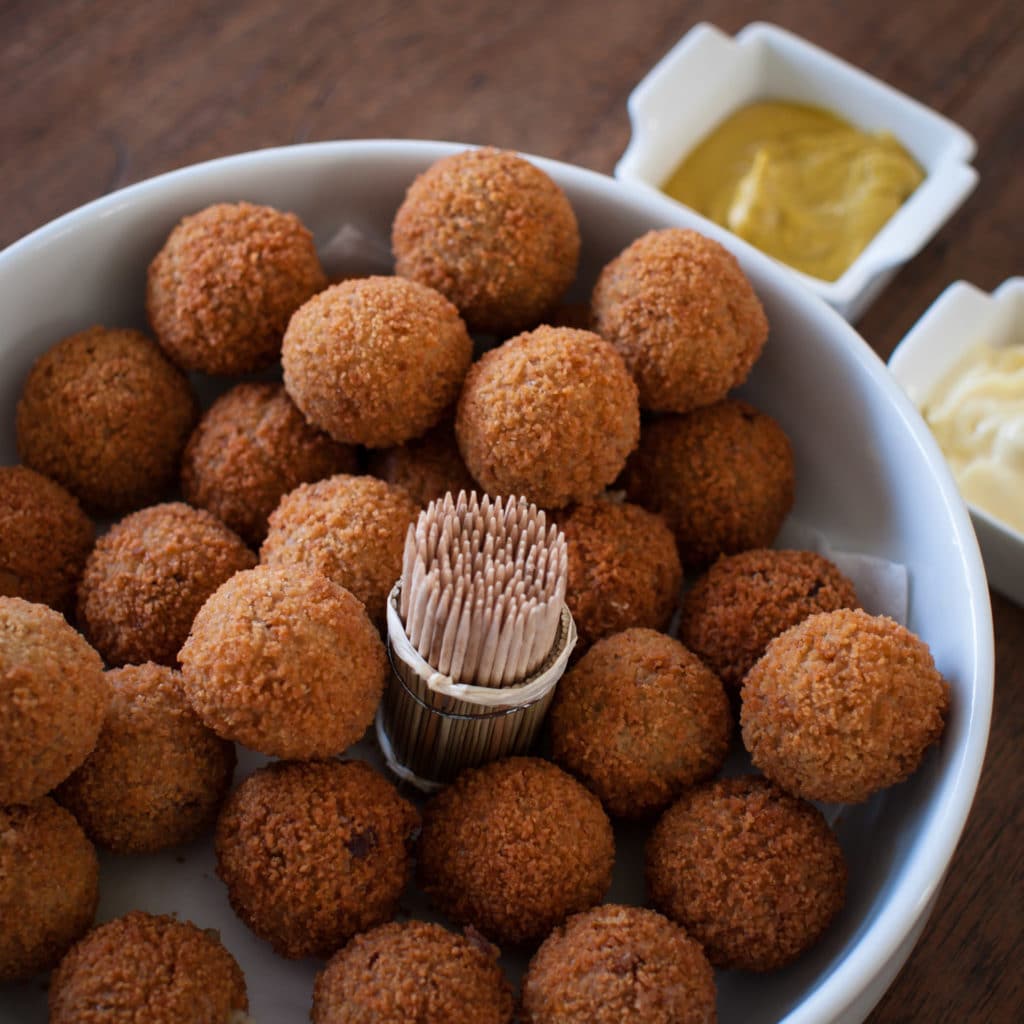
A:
662;101;925;281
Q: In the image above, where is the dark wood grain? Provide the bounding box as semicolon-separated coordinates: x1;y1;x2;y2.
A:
1;2;1021;1021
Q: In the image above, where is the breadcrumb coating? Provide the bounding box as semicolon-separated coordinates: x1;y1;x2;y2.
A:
282;275;473;447
312;920;514;1024
417;757;614;945
366;417;477;509
0;465;94;613
741;609;949;803
622;399;795;568
215;760;420;960
15;326;197;514
77;502;256;668
0;798;98;982
561;496;682;649
49;911;247;1023
645;776;846;971
179;565;385;758
680;548;860;689
0;596;106;805
392;147;580;335
456;326;640;509
147;201;326;375
591;228;768;413
55;663;235;853
551;629;732;819
181;381;358;546
260;473;418;628
521;904;716;1024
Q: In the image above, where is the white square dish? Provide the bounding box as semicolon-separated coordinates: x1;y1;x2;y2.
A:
888;277;1024;605
614;22;979;322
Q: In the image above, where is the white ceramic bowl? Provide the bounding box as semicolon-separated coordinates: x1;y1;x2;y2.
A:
889;277;1024;605
615;22;979;322
0;141;993;1024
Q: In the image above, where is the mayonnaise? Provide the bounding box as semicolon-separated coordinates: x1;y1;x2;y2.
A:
922;342;1024;533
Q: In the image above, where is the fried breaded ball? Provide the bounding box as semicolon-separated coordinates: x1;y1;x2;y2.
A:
392;147;580;335
550;629;731;819
215;759;419;960
680;548;860;689
55;663;235;854
0;465;94;613
561;497;682;649
179;565;386;758
49;911;247;1023
521;904;716;1024
282;275;473;447
456;326;640;509
312;921;514;1024
261;473;418;628
0;597;106;805
181;381;358;546
147;200;327;375
622;399;795;568
646;776;846;971
77;502;256;668
741;609;950;803
0;798;98;982
591;228;768;413
15;326;197;514
366;418;477;509
417;757;614;945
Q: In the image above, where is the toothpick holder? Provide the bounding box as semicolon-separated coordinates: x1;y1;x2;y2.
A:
377;581;577;791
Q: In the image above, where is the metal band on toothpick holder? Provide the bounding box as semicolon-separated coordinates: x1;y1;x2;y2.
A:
377;581;577;791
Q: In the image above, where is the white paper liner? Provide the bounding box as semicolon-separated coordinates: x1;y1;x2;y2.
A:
775;519;910;625
385;582;578;707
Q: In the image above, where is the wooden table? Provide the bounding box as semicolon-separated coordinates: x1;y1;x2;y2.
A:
3;1;1021;1020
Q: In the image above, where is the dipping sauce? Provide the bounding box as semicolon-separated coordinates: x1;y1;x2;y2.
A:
662;101;925;281
923;342;1024;534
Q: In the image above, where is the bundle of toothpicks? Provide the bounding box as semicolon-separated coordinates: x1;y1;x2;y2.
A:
378;491;576;790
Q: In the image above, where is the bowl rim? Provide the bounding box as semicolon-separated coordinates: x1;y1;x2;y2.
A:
613;20;979;318
0;138;995;1024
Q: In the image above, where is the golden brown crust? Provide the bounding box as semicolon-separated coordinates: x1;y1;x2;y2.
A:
0;798;98;982
680;548;860;689
260;473;418;628
0;465;94;613
312;920;514;1024
15;326;197;514
741;609;950;803
550;629;732;819
0;596;107;804
55;663;235;853
392;147;580;335
561;497;682;649
49;910;247;1023
181;381;358;546
417;757;614;945
147;201;326;375
215;760;420;960
622;399;795;568
366;417;478;509
521;904;716;1024
455;326;640;509
282;275;473;447
76;502;256;668
591;228;768;413
179;564;385;758
646;776;846;972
